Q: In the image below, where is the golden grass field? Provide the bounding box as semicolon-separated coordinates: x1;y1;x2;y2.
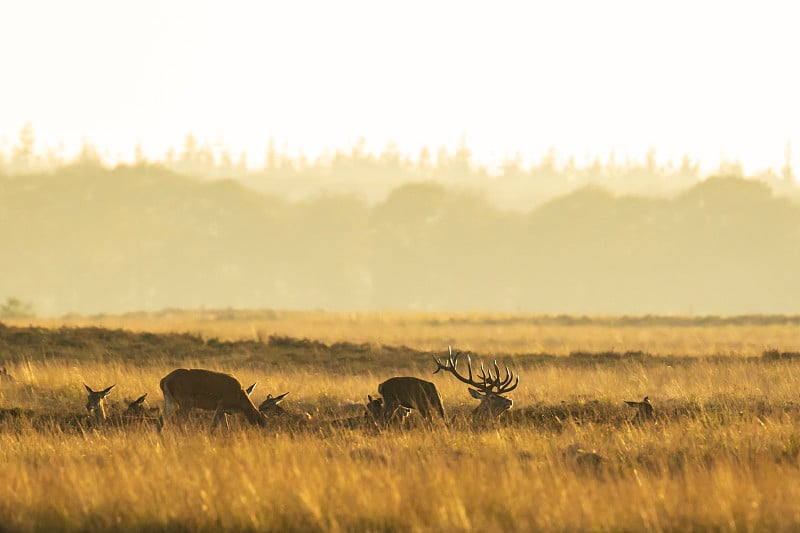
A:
3;311;800;532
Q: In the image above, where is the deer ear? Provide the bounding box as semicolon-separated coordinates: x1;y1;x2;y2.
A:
273;392;289;404
84;384;94;394
102;385;115;396
133;393;147;405
468;388;485;400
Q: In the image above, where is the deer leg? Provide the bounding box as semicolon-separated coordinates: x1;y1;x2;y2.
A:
160;403;175;431
417;401;430;421
210;406;221;433
163;395;176;420
210;404;226;433
380;400;394;426
173;402;192;429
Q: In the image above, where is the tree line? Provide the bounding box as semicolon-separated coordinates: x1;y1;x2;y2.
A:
1;162;799;316
2;125;796;211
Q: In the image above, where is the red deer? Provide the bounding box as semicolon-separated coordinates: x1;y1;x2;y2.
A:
373;376;446;424
159;369;266;432
84;384;115;424
365;394;413;426
433;346;519;419
624;396;654;423
258;392;312;426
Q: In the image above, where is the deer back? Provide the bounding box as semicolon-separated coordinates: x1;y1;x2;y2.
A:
161;369;258;411
378;376;445;418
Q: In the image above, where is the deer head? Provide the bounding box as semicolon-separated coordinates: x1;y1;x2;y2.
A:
366;395;411;426
258;392;312;425
258;392;290;416
84;384;115;423
433;346;519;418
125;393;149;417
624;396;654;423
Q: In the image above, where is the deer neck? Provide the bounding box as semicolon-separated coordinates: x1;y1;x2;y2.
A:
93;403;107;424
473;399;508;420
472;402;492;419
243;402;267;426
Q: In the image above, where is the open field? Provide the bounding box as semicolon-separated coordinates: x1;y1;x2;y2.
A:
9;309;800;356
3;312;800;531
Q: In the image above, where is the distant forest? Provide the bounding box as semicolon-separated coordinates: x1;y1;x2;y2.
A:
2;147;800;316
2;125;797;210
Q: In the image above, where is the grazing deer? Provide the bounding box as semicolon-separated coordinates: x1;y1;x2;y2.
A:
433;346;519;419
95;386;238;429
624;396;655;423
258;392;312;425
84;384;115;424
159;369;266;432
371;377;446;423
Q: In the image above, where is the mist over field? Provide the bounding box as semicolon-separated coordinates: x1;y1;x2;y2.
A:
2;139;799;317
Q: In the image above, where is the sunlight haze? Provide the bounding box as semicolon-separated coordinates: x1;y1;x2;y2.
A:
1;0;798;173
5;6;800;530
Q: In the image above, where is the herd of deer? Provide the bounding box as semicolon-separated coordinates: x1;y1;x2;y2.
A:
15;347;655;433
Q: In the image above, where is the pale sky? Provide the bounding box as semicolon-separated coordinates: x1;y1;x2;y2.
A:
1;0;798;173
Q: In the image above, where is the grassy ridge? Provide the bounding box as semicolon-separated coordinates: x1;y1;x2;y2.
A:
7;309;800;357
2;315;800;531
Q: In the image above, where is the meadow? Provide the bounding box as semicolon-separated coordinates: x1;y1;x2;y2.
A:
2;311;800;532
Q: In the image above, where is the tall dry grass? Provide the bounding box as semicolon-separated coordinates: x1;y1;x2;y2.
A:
2;314;800;531
3;406;800;531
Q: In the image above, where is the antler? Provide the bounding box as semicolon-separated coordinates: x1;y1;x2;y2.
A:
433;346;519;394
477;359;519;394
433;345;477;386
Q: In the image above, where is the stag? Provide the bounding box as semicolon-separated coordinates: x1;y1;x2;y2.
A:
432;346;519;419
159;369;266;432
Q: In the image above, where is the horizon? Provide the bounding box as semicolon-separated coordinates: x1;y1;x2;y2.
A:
0;127;795;181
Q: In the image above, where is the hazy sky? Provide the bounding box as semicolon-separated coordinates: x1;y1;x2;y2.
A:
1;0;798;173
